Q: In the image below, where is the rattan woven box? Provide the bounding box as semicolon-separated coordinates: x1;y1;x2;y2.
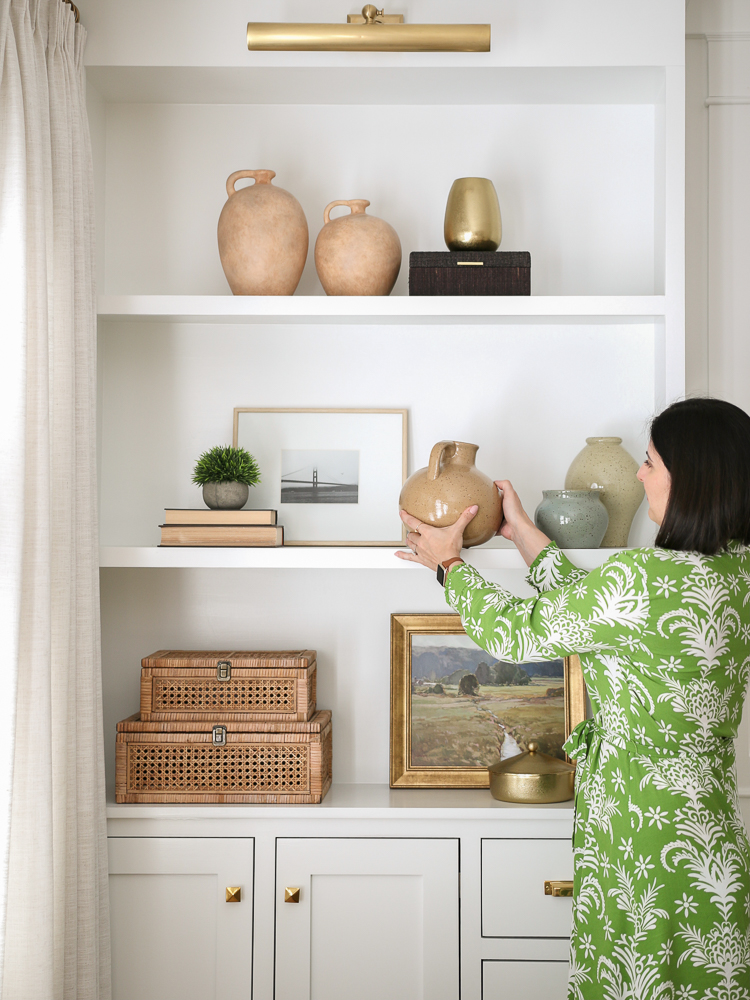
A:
140;649;317;723
115;710;332;804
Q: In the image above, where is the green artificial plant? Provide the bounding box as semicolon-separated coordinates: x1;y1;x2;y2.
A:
192;445;261;487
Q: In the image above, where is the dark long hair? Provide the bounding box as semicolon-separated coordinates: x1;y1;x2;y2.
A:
650;398;750;554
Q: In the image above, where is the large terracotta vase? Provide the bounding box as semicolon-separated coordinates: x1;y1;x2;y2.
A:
217;170;308;295
314;199;401;296
399;441;503;548
565;436;644;547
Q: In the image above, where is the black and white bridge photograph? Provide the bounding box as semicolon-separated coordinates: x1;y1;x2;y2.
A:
280;449;360;504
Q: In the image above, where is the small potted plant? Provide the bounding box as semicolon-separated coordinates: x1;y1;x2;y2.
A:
192;445;261;510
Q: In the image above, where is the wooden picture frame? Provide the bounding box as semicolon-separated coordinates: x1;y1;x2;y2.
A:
233;407;407;545
390;613;587;789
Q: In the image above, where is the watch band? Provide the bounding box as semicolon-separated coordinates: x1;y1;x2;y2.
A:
437;557;464;587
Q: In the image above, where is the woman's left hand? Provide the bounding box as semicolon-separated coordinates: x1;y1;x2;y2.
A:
395;506;478;570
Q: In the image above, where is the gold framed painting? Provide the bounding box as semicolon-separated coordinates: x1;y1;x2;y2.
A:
390;613;587;789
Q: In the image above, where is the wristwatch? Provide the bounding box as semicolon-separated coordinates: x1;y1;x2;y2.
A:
437;557;464;587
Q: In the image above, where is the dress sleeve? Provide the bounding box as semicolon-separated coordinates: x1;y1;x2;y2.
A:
525;542;589;593
444;546;651;661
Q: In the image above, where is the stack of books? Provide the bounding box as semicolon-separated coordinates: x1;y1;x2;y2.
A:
159;508;284;547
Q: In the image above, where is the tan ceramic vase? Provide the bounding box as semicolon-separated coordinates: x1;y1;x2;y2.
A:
217;170;309;295
565;437;644;547
314;199;401;296
399;441;503;548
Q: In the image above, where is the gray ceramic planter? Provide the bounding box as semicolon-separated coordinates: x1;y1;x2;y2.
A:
534;489;609;548
202;481;249;510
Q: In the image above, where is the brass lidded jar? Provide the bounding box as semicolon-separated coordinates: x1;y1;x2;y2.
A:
488;741;575;803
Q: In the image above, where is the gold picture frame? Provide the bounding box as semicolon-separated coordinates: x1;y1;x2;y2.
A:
390;613;587;789
233;407;408;545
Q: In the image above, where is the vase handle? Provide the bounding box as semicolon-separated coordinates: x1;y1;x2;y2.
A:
428;441;456;482
226;170;276;197
323;199;371;225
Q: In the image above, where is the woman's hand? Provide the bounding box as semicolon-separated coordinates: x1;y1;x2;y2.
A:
395;507;478;570
495;480;552;567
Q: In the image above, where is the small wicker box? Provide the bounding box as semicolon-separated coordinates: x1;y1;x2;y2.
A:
139;649;317;723
115;710;332;804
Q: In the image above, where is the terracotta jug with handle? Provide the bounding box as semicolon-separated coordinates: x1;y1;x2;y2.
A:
399;441;503;548
217;169;309;295
314;199;401;295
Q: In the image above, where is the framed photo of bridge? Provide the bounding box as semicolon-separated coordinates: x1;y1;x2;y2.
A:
390;613;586;788
233;408;407;545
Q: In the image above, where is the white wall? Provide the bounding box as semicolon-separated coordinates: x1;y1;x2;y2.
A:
686;0;750;815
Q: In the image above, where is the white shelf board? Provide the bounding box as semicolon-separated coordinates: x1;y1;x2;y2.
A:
106;783;575;822
100;545;625;570
97;295;667;325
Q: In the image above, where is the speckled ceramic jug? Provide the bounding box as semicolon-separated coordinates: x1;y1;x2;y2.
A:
398;441;503;548
565;437;644;547
534;490;609;549
217;170;309;295
314;199;401;296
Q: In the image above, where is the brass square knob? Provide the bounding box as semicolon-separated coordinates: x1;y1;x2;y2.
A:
284;886;300;903
226;886;242;903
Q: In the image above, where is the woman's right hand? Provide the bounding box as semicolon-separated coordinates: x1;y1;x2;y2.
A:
494;479;552;567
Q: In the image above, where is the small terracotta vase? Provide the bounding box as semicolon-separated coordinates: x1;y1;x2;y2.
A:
565;437;644;547
314;200;401;296
399;441;503;548
217;170;309;295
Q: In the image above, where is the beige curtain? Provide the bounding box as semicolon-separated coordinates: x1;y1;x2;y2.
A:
0;0;110;997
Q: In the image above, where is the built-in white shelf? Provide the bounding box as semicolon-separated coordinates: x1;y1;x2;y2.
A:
99;545;625;570
106;782;575;822
97;294;667;325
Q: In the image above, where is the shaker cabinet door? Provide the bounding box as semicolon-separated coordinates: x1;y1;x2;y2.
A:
482;838;574;938
108;837;254;1000
483;960;569;999
275;837;459;1000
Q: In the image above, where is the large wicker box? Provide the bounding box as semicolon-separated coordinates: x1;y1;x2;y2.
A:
409;251;531;295
139;649;317;722
115;710;332;804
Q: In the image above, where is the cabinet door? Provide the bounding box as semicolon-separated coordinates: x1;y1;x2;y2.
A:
482;838;573;937
483;960;569;999
276;838;458;1000
108;837;253;1000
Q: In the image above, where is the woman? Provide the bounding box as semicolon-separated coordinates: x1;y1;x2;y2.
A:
397;398;750;999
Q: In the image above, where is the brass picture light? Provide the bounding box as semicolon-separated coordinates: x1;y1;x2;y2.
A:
247;5;490;53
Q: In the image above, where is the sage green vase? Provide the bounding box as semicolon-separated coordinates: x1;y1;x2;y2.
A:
534;489;609;548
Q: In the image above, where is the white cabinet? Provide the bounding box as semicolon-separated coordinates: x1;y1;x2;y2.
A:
481;838;573;938
108;837;254;1000
482;959;569;999
275;837;459;1000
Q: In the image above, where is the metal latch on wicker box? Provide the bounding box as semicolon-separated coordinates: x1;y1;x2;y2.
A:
212;725;227;746
217;659;231;681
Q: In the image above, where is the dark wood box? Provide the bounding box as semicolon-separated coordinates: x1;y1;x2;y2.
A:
409;251;531;296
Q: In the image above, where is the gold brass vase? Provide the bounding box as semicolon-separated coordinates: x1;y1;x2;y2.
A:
488;741;575;803
444;177;502;251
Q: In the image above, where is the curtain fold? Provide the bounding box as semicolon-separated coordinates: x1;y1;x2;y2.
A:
0;0;110;996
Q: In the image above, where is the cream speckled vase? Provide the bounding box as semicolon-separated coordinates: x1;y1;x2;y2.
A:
398;441;503;548
314;199;401;296
217;170;309;295
565;436;644;547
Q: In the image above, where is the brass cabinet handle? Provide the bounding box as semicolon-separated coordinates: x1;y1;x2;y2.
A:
285;886;300;903
544;880;573;897
226;886;241;903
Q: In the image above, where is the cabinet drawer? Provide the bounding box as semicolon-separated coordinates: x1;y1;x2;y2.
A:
483;959;569;999
482;838;573;938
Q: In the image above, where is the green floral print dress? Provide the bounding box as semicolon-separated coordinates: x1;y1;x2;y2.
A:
445;542;750;1000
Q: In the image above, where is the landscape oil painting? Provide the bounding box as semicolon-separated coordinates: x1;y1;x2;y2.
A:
390;613;586;788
